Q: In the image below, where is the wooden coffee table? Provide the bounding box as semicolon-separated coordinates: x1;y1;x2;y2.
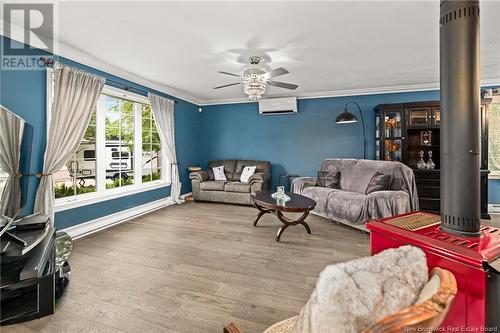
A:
251;190;317;242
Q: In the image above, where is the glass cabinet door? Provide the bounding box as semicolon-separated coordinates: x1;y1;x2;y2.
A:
375;140;380;160
383;111;402;137
383;139;402;161
433;108;440;126
408;108;431;127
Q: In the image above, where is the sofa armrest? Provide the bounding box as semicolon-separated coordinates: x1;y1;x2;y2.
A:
291;177;317;194
248;172;265;184
190;170;209;182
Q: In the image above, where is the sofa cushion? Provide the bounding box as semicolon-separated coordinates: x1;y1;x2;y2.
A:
212;165;227;181
224;182;251;193
200;181;227;191
234;160;271;182
344;163;377;193
208;160;237;180
365;172;392;194
291;246;428;333
316;171;340;189
389;177;406;191
367;190;411;219
240;166;256;183
302;187;341;217
326;189;367;222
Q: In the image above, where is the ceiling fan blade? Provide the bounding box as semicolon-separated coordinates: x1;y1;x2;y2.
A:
213;82;241;89
263;67;289;79
267;81;298;90
218;71;241;77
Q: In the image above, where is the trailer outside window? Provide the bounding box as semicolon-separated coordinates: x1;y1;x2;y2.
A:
53;111;97;199
83;150;95;160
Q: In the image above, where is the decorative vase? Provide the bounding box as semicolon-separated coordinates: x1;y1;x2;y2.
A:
272;186;290;202
426;151;435;169
277;186;285;196
420;130;432;146
417;151;427;169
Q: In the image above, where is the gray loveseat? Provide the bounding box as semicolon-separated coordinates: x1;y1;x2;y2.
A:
190;159;271;205
292;159;419;231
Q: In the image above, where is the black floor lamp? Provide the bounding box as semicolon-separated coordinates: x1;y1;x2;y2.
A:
335;101;366;159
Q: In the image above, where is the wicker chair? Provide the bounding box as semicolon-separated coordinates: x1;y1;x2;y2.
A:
224;268;457;333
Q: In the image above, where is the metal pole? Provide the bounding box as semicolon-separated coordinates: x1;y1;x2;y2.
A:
346;102;367;159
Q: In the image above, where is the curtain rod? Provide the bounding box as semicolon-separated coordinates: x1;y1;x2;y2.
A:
39;57;178;104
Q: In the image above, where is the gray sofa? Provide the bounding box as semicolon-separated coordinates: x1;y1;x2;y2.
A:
292;159;419;231
189;159;271;205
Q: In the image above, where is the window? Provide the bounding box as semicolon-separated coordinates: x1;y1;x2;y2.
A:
48;69;169;209
104;95;135;189
489;96;500;177
141;104;162;183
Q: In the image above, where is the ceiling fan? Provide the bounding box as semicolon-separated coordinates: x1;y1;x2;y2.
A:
213;56;298;101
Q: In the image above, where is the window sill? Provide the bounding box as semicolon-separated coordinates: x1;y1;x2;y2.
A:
54;180;171;213
488;173;500;180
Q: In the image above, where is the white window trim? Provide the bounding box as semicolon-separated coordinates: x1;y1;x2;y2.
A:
489;171;500;179
53;179;170;212
46;71;170;212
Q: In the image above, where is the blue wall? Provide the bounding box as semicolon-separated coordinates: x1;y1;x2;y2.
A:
0;36;200;229
489;180;500;204
200;91;439;189
201;90;500;204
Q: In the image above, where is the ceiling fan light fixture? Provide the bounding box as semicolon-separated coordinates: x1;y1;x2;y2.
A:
243;72;267;101
215;56;297;101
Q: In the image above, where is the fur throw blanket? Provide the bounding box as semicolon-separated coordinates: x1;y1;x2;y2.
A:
291;246;428;333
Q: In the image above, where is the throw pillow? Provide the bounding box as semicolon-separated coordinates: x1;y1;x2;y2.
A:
365;172;392;194
240;166;256;183
290;246;428;333
212;165;227;181
315;171;341;189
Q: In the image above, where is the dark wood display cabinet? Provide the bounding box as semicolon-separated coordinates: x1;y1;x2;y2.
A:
375;100;491;219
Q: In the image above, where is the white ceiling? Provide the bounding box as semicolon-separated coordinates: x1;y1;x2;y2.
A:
8;1;500;104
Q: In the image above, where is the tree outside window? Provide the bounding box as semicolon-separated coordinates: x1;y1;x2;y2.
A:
141;104;162;183
105;96;135;189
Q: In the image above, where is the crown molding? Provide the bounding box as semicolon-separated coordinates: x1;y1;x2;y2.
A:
198;83;439;106
199;79;500;106
0;20;202;106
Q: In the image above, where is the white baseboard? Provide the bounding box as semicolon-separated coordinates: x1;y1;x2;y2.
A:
62;192;191;240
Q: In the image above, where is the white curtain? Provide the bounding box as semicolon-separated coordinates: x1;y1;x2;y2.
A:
0;106;25;217
148;93;184;204
34;63;105;221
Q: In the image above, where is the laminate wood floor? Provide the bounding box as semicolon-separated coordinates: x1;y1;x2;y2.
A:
4;202;371;333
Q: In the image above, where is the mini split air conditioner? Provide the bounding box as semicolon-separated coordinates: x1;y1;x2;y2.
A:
258;97;297;115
